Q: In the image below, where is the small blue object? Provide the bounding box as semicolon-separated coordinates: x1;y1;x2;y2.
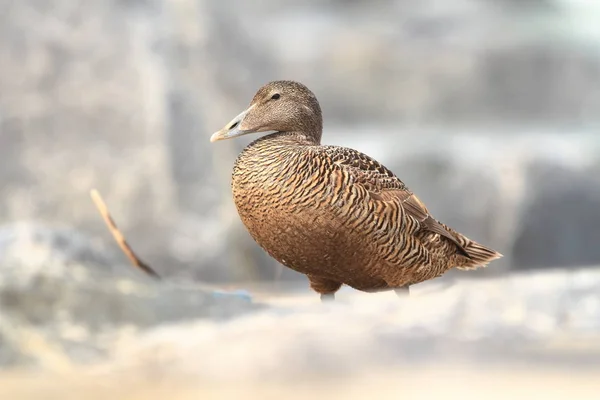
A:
211;289;253;302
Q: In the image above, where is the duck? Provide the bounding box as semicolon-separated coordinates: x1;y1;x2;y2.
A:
210;80;502;301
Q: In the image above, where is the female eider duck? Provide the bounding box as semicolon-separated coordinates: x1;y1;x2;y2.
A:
211;80;502;301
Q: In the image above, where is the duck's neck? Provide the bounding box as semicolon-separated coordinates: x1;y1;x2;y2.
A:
251;131;321;147
235;131;320;175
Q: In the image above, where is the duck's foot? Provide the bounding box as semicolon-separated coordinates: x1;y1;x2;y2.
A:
320;293;335;302
308;275;341;303
394;286;410;297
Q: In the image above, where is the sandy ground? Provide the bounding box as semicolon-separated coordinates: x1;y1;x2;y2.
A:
1;269;599;399
0;364;599;400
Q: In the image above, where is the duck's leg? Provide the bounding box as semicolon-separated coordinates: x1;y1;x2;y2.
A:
308;275;342;303
320;293;336;302
394;286;410;297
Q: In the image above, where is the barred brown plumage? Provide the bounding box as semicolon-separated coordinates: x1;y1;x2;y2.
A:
211;80;502;301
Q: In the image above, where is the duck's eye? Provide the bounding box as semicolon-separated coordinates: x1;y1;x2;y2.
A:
271;93;281;100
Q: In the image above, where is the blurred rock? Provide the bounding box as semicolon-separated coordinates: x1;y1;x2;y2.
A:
513;160;600;270
0;222;258;368
109;266;600;382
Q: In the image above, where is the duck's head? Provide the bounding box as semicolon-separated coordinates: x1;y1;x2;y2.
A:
210;80;323;144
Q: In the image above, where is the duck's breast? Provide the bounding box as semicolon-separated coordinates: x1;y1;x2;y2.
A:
231;146;362;276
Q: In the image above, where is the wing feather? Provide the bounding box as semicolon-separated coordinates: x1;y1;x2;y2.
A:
326;146;470;257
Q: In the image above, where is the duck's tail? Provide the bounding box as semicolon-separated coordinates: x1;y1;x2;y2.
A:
440;222;503;270
456;238;503;270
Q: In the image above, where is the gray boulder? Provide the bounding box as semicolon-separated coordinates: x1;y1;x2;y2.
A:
0;222;259;368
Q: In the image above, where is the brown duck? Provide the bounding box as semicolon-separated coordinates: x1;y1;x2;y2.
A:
211;81;502;301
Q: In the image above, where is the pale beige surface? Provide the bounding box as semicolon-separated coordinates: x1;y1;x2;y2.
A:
0;365;598;400
1;268;599;399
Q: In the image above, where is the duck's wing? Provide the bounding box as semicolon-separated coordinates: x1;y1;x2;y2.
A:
325;146;470;257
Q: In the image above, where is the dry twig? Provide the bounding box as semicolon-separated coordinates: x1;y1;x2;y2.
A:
90;189;161;280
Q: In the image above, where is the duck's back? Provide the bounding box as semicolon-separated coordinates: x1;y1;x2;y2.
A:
231;134;501;290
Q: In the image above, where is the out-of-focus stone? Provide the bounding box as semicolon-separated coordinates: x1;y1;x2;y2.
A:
109;266;600;382
0;222;259;368
513;160;600;269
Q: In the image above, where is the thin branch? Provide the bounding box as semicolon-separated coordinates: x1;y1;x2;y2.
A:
90;189;161;280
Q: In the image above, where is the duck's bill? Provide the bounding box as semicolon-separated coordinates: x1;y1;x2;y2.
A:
210;105;278;142
210;106;255;142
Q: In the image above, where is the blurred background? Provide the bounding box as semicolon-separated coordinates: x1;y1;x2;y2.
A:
2;0;600;283
0;0;599;398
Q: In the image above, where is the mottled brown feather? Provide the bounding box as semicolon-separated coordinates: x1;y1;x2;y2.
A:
330;150;471;258
214;80;502;298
